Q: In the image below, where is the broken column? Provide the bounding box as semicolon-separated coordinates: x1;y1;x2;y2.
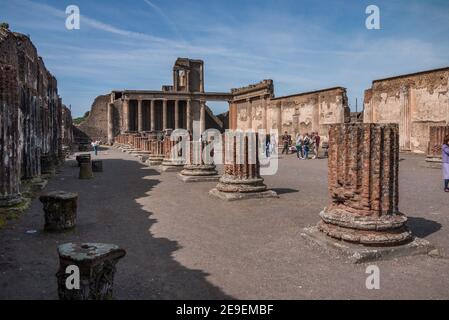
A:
40;191;78;232
79;156;93;179
56;243;126;300
146;140;165;166
209;132;277;200
178;136;220;182
425;125;449;168
0;64;22;207
318;123;412;245
161;135;185;172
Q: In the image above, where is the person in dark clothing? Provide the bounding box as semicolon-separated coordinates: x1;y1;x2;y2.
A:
281;131;291;154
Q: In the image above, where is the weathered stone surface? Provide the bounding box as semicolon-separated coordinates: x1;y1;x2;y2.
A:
79;162;93;180
364;67;449;153
39;191;78;232
178;139;220;182
318;123;412;246
161;136;184;172
0;27;73;208
425;125;449;168
76;153;91;167
56;243;126;300
210;133;278;200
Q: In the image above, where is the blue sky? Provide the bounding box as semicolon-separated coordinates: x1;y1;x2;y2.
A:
1;0;449;117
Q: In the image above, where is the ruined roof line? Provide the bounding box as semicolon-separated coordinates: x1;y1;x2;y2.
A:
372;67;449;83
271;86;346;101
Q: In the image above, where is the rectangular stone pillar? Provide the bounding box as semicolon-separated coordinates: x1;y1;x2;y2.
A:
150;100;155;131
107;103;114;145
318;123;411;245
174;100;180;129
162;99;168;130
122;99;130;132
400;86;411;151
137;99;143;132
247;99;253;131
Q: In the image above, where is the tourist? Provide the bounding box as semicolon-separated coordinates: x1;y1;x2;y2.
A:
281;131;290;154
302;133;311;159
295;134;303;159
313;132;321;159
443;135;449;192
91;140;99;156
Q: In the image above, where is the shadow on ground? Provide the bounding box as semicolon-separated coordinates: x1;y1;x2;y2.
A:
407;217;442;239
0;154;232;299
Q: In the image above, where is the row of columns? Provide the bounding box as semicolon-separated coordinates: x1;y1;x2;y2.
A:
120;99;206;133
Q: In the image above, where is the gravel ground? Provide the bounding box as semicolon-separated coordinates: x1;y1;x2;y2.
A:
0;147;448;300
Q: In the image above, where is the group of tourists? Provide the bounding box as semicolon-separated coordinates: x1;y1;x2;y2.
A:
280;131;321;160
443;135;449;192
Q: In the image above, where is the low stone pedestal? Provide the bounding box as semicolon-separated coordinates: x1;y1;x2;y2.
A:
178;164;220;182
301;226;436;263
79;162;93;179
56;243;126;300
161;159;185;172
40;191;78;232
92;160;103;172
146;155;164;166
76;154;91;167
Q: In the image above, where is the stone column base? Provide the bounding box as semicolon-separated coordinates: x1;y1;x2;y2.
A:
318;209;412;246
209;188;278;201
0;194;23;207
145;156;164;166
161;159;185;172
424;157;442;169
40;191;78;232
79;162;94;179
301;226;436;263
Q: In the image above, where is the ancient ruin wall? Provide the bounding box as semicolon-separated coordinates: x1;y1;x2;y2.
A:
364;68;449;153
75;94;120;143
0;26;72;205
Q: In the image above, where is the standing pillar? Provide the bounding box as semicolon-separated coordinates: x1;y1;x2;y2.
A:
186;99;192;132
107;103;114;145
161;134;185;172
174;100;180;129
150;100;155;131
0;64;22;207
317;123;412;245
137;99;143;132
122;99;130;132
209;133;277;201
162;99;168;130
247;98;253;131
200;100;206;134
400;86;411;151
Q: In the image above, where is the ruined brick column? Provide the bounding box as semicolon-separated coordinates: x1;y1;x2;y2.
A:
161;135;185;172
425;125;449;168
318;123;412;245
209;133;277;200
56;243;126;300
178;137;220;182
146;139;165;166
0;64;22;207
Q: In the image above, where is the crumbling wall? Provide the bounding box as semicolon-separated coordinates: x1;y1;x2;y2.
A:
0;27;71;206
364;67;449;153
75;94;113;143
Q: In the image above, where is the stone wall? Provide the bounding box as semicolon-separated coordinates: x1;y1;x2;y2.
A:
75;94;116;143
0;26;72;206
364;67;449;153
231;80;350;138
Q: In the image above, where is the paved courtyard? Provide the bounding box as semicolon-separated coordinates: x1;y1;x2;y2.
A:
0;147;448;299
